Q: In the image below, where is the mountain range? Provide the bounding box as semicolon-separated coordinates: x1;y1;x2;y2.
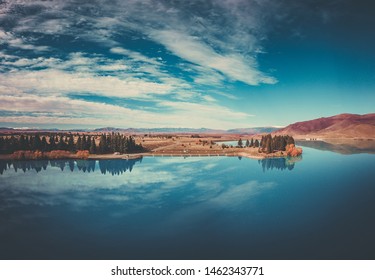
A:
0;126;278;135
1;113;374;139
274;113;375;139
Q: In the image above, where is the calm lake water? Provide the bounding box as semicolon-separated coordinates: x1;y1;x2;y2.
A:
0;146;374;260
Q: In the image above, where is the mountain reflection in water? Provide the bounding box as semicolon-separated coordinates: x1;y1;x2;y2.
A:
297;140;375;154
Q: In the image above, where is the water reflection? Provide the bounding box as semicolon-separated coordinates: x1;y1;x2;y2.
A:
0;151;374;260
297;140;375;154
0;158;143;175
258;156;302;172
0;155;302;175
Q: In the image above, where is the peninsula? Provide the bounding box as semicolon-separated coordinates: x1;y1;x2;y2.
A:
0;133;302;160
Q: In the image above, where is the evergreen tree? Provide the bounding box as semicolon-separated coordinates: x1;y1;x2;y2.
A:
127;136;135;151
68;134;74;151
273;136;279;151
57;136;66;150
99;134;107;154
254;139;259;147
121;136;127;153
81;135;87;150
77;136;82;150
0;137;4;154
33;135;42;151
115;133;121;152
287;136;295;145
238;138;243;147
29;135;34;150
245;139;250;147
261;135;266;150
19;135;26;150
107;133;111;152
5;137;14;153
266;137;273;154
41;136;48;151
89;137;97;154
281;137;287;151
49;135;56;150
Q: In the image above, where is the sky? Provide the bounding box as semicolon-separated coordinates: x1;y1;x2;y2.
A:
0;0;374;129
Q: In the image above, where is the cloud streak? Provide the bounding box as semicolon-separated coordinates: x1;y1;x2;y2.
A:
151;29;276;85
0;0;278;128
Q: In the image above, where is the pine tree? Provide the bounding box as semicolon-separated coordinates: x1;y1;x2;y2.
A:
107;133;111;152
245;139;250;147
49;135;56;150
238;138;243;147
81;135;87;150
287;136;295;145
99;134;107;154
268;134;274;153
3;137;14;154
77;136;82;150
41;136;48;151
33;135;42;151
57;135;65;150
68;134;74;151
281;137;287;151
254;139;259;147
0;137;4;154
89;137;97;154
19;135;26;150
259;136;267;151
121;136;127;153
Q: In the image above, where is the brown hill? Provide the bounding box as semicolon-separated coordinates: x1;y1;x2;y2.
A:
274;113;375;139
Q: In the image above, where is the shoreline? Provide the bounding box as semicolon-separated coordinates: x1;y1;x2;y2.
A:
0;134;303;160
0;151;287;161
89;151;271;160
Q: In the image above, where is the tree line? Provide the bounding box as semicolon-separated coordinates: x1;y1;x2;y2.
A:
237;134;295;154
237;138;260;148
259;134;295;154
0;133;144;155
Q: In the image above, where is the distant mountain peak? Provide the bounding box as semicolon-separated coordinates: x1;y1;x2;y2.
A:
274;113;375;139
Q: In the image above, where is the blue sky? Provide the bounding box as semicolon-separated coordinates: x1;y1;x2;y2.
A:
0;0;374;129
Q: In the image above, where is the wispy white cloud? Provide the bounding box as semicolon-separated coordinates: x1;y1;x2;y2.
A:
0;0;278;128
1;0;276;86
0;69;175;99
0;88;253;129
0;29;50;52
110;47;162;66
150;29;276;85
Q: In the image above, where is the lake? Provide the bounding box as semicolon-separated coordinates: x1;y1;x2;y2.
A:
0;146;374;259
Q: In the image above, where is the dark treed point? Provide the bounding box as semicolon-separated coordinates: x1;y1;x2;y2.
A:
0;133;144;155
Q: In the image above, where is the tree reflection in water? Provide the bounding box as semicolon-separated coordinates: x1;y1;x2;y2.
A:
0;158;143;175
258;156;302;172
0;156;302;175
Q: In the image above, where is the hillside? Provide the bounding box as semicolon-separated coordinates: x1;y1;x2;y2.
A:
274;113;375;139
